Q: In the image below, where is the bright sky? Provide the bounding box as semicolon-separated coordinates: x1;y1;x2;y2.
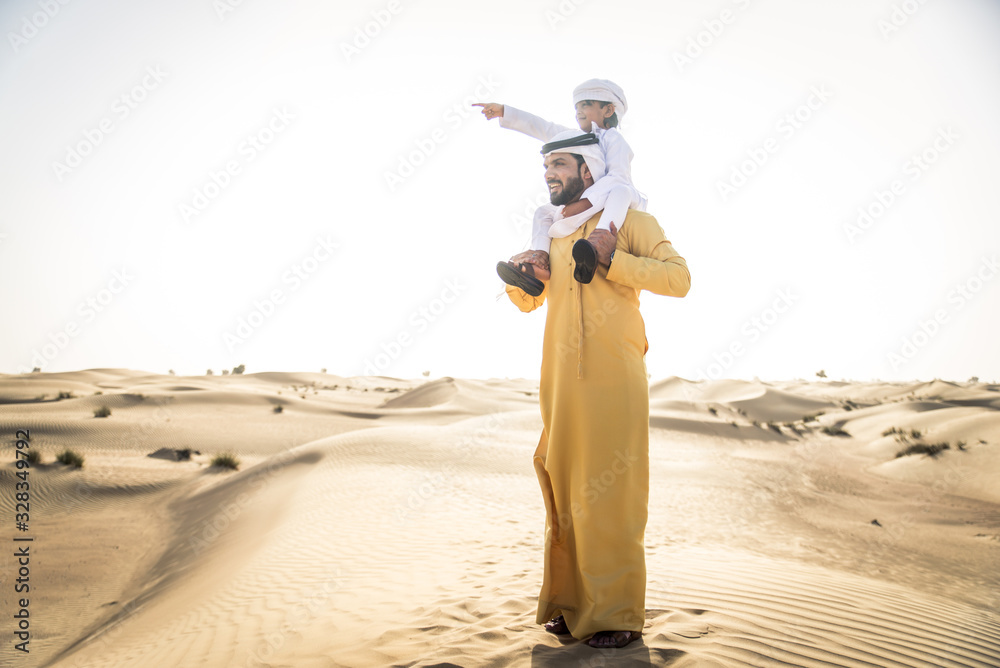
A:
2;0;999;382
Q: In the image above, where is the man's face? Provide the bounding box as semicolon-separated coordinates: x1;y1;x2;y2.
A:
543;152;589;206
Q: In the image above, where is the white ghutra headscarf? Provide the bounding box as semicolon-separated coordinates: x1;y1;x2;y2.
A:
572;78;628;120
541;129;608;238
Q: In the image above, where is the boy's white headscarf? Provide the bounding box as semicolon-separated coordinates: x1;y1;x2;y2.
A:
573;78;628;120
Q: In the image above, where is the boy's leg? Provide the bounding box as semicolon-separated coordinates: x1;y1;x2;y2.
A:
497;204;557;294
573;185;634;284
522;204;556;279
531;204;557;256
592;185;633;232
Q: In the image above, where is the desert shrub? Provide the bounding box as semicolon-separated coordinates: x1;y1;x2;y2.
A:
56;449;84;468
767;422;782;434
956;440;967;451
273;405;284;413
232;364;245;375
176;448;192;461
26;449;42;465
883;426;924;443
708;407;718;416
93;405;112;418
821;425;851;437
57;391;74;400
211;452;240;470
896;442;949;458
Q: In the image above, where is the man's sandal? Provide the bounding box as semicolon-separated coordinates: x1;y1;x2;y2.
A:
587;630;642;649
543;615;570;635
497;261;545;297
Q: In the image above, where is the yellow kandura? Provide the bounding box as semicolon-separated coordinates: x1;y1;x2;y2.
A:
506;208;691;639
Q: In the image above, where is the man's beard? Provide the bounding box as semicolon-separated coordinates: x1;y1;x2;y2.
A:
549;173;586;206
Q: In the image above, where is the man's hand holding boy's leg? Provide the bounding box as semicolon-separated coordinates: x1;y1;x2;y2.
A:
509;250;551;281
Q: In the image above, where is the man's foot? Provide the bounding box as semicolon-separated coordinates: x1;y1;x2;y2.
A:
572;239;598;284
587;630;642;649
497;261;544;297
543;615;570;635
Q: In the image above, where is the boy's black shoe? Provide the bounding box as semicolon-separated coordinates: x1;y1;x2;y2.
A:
572;239;598;284
497;261;545;297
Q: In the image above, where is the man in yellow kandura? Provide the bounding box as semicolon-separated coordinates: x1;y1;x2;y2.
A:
502;129;691;649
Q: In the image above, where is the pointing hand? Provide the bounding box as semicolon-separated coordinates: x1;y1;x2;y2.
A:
473;103;504;121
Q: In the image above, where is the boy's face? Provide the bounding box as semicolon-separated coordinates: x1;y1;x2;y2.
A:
575;100;613;131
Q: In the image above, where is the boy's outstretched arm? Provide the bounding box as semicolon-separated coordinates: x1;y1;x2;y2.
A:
473;102;571;142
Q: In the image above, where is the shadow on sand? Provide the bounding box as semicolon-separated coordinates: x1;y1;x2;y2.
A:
530;637;685;666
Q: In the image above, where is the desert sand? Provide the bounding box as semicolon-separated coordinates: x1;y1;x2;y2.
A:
1;369;998;667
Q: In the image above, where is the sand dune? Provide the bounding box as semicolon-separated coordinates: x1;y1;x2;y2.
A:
0;370;997;667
